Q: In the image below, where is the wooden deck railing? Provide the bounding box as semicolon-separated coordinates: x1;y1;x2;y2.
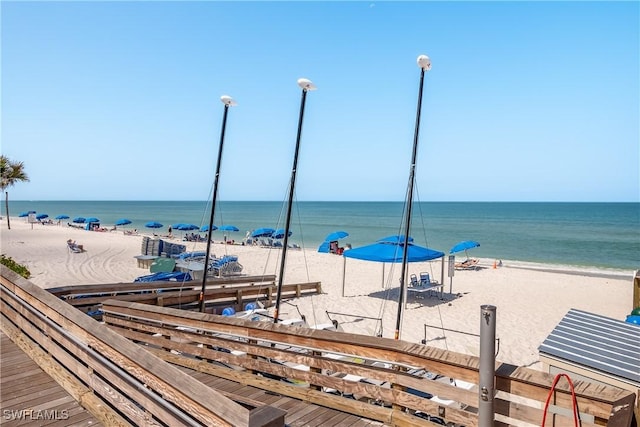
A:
101;298;637;427
46;274;278;297
46;275;321;318
0;266;285;427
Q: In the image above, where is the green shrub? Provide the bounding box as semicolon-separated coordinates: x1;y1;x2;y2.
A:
0;254;30;279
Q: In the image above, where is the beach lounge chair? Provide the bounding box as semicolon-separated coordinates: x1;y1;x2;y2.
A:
67;240;84;253
454;258;479;270
209;255;243;277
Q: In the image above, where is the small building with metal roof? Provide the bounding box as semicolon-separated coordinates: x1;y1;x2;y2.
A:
539;308;640;396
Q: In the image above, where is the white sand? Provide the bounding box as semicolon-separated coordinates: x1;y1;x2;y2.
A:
1;217;634;370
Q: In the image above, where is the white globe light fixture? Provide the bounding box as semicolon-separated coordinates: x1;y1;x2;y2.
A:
220;95;237;106
297;78;317;91
417;54;432;71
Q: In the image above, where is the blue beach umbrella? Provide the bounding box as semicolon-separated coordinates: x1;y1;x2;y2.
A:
176;224;199;231
318;230;349;253
19;212;31;218
325;230;349;241
36;214;49;220
218;225;239;232
145;221;163;229
115;218;132;226
200;224;218;232
73;217;86;223
85;217;100;224
251;228;275;238
271;228;292;239
55;214;70;220
450;240;480;259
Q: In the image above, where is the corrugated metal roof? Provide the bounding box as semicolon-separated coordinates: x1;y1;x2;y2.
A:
539;308;640;386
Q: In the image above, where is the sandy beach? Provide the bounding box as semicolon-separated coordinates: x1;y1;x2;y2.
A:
1;217;635;371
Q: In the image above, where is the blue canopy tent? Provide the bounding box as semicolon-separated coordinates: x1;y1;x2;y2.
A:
344;236;444;263
341;235;445;296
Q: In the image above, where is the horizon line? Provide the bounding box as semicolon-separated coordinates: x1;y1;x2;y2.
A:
9;199;640;204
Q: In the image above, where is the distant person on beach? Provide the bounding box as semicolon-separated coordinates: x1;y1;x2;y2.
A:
67;239;84;251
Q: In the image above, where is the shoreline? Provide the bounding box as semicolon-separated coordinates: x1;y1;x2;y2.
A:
4;201;638;271
499;261;635;280
1;216;635;371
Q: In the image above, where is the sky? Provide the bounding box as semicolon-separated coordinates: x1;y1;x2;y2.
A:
2;1;638;202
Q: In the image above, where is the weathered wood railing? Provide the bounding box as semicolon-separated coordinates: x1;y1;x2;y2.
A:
0;266;285;427
47;275;321;318
101;298;636;427
47;274;278;297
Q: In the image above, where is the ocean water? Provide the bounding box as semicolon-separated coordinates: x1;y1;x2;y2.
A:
4;201;639;271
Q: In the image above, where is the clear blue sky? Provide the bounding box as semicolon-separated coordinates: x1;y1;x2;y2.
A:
2;1;638;202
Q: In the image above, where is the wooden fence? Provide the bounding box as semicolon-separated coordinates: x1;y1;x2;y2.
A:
1;264;636;427
0;266;285;427
100;298;637;427
46;274;322;318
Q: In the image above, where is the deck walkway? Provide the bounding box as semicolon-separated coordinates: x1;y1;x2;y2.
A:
0;332;102;427
1;331;381;426
180;367;383;426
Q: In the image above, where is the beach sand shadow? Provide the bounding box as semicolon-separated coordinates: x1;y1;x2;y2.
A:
367;287;460;308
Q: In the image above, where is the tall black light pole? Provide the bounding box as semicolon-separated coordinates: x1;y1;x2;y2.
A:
395;55;431;340
273;78;317;324
199;95;237;313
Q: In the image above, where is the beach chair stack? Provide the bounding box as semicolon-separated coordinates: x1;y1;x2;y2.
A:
162;242;186;257
141;237;163;256
210;255;243;277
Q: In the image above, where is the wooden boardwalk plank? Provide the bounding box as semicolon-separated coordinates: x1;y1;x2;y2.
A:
174;361;382;426
0;332;102;427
